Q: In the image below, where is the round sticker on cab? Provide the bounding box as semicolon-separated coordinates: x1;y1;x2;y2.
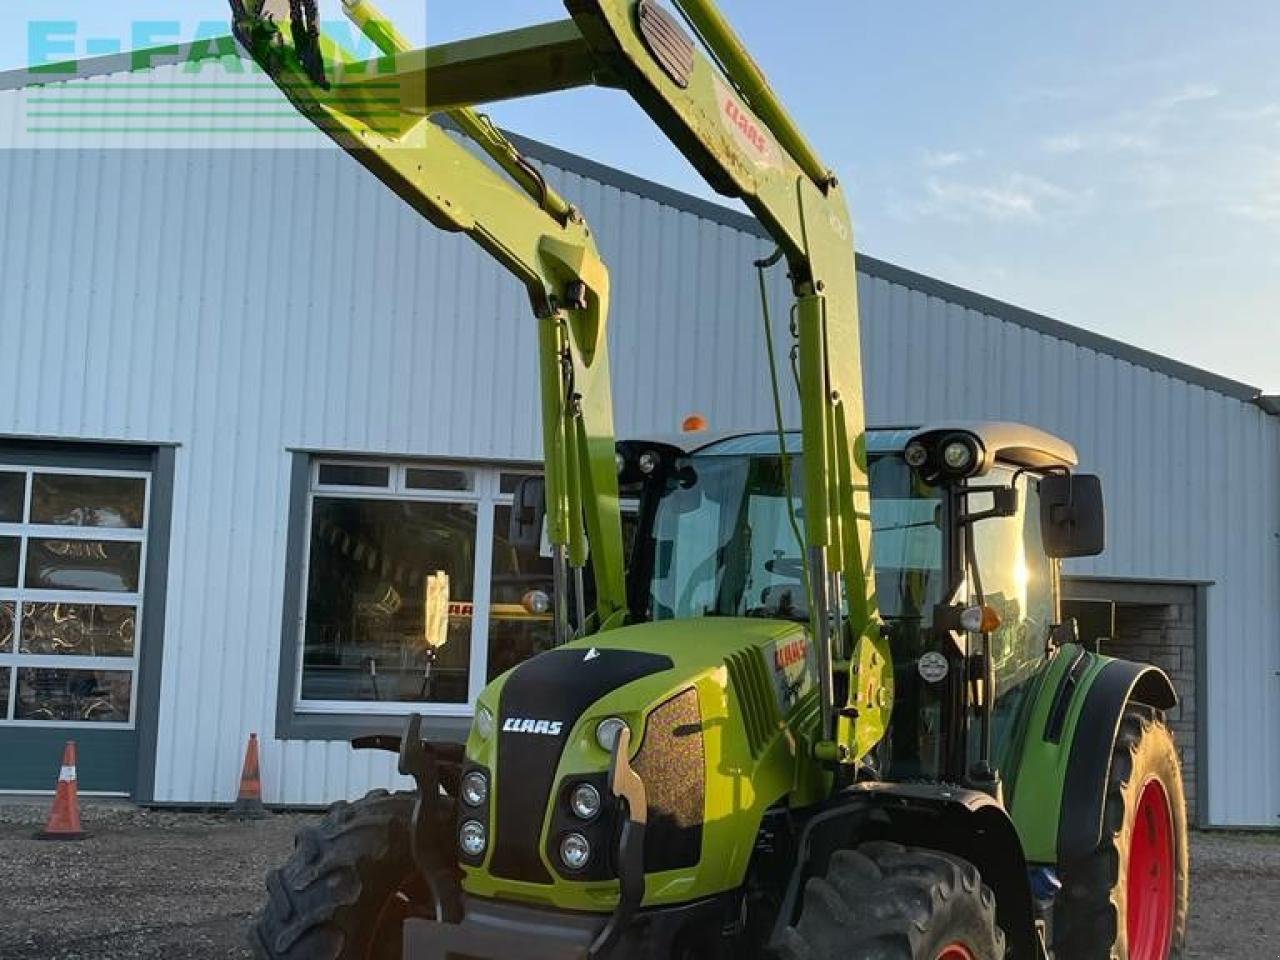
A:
918;651;949;684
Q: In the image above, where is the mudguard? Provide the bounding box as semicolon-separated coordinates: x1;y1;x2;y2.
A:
772;782;1043;960
1007;645;1177;866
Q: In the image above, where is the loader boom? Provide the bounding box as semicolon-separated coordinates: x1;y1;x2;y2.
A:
230;0;629;639
230;0;889;764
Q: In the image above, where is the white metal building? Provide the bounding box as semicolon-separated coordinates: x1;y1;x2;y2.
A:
0;47;1276;828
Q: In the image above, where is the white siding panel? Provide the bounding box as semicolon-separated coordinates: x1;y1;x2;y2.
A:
0;59;1277;824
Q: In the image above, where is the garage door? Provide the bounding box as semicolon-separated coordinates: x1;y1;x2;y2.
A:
0;445;166;795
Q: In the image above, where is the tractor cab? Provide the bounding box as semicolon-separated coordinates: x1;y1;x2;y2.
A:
618;422;1104;784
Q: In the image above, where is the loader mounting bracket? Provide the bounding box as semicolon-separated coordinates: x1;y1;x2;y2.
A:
352;716;466;922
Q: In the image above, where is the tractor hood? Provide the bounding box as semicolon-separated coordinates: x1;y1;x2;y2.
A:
461;617;828;910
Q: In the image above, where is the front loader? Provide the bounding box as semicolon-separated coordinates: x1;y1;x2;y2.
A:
230;2;1188;958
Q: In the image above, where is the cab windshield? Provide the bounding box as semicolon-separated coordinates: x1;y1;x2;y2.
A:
644;441;944;624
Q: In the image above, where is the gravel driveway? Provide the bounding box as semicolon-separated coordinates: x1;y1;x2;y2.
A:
1;800;1276;958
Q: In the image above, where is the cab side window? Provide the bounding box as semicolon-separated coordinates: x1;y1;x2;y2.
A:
967;469;1056;766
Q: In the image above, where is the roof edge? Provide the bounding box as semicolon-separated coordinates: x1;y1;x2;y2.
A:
506;131;1263;406
850;258;1262;404
0;44;1263;406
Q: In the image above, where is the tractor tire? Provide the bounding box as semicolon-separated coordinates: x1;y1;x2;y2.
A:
773;842;1006;959
1053;708;1188;960
250;789;452;960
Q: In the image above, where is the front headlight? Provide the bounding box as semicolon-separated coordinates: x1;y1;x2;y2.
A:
596;717;628;752
942;437;976;472
474;704;495;741
570;783;601;820
461;771;488;807
904;441;929;468
459;820;487;857
559;832;591;871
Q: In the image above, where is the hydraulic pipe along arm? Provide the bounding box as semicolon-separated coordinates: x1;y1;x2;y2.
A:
229;0;890;765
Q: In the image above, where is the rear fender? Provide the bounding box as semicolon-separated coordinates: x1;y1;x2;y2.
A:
1056;658;1176;863
1007;646;1177;866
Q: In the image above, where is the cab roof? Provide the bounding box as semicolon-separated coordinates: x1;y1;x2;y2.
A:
621;421;1079;471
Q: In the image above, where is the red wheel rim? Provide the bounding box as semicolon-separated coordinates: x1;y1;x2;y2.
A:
1127;777;1175;960
936;946;976;960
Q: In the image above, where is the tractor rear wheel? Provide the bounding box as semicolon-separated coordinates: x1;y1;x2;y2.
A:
773;842;1006;959
250;789;453;960
1053;708;1188;959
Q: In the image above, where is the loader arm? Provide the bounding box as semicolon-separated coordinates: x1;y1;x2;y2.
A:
229;0;887;763
563;0;889;762
229;0;629;635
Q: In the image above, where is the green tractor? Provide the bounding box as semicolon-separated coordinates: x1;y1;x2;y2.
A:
230;2;1188;958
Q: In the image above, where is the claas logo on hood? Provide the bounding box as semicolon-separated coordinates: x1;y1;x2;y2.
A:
502;717;564;736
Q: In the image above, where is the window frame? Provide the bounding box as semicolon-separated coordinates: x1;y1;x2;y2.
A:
293;458;539;720
0;464;152;730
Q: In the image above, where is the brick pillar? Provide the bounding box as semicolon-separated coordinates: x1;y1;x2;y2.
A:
1100;601;1198;818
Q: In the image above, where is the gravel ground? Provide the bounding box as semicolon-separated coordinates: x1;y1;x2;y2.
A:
0;800;308;960
0;799;1276;958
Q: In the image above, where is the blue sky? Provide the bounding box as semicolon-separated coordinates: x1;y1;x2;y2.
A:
4;2;1278;392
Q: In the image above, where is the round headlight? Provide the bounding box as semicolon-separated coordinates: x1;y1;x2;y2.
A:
570;783;602;820
459;820;487;858
638;450;660;475
904;441;929;468
942;438;976;472
474;704;495;741
521;589;552;615
560;832;592;872
596;717;628;753
615;452;626;475
461;771;488;807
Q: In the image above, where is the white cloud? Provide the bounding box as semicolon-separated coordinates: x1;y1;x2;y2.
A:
1104;131;1162;154
1012;84;1090;105
1040;84;1222;161
1224;103;1280;124
1230;196;1280;223
1042;130;1161;156
1156;83;1220;109
921;149;978;169
1226;158;1280;225
1042;134;1085;154
914;173;1091;224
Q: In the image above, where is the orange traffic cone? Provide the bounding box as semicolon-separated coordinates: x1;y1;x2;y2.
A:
37;741;86;840
230;733;269;819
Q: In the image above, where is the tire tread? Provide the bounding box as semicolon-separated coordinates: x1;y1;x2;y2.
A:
250;789;422;960
774;843;1006;960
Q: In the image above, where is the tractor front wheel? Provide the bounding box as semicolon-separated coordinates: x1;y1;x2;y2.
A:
1053;708;1188;959
250;789;454;960
774;842;1006;959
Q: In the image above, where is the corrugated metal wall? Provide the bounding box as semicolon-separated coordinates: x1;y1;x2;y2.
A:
1;57;1277;825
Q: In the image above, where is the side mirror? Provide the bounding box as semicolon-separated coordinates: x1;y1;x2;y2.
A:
508;476;546;550
1039;473;1105;558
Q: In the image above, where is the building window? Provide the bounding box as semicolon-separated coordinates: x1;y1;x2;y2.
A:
487;495;555;683
0;467;150;727
297;461;557;717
